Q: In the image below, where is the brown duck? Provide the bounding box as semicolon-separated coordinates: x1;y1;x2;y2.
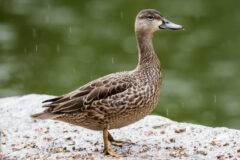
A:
31;9;183;156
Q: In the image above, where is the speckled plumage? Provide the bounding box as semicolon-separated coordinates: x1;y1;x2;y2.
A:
33;65;161;130
31;9;183;156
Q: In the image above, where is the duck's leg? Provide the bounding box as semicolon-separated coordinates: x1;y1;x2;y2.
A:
103;129;122;157
108;131;135;146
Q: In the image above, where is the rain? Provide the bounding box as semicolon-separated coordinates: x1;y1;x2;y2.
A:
0;0;239;130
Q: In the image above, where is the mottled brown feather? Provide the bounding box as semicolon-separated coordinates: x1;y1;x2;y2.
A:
41;75;132;114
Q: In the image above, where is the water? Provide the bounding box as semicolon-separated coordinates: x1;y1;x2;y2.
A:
0;0;240;129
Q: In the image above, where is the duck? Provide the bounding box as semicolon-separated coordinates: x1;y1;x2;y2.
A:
31;9;183;157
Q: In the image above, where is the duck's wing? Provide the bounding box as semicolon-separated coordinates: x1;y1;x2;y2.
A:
41;73;133;114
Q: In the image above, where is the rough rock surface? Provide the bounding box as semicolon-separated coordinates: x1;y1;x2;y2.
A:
0;94;240;160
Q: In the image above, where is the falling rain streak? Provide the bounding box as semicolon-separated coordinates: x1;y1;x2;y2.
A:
32;28;36;38
35;45;38;53
47;4;50;10
0;0;239;129
56;44;60;53
24;48;27;54
45;16;49;23
181;102;185;108
214;95;217;103
166;108;169;117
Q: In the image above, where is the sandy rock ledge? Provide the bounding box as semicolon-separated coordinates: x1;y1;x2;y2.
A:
0;94;240;160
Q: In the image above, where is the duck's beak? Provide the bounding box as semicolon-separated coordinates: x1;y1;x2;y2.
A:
159;18;184;30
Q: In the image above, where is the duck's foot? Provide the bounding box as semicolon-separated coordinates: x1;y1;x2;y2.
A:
103;130;129;157
108;131;135;146
110;139;135;146
103;149;126;157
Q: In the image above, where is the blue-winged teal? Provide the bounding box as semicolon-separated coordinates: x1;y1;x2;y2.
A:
31;9;183;157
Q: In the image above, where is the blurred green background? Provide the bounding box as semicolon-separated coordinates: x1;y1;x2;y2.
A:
0;0;240;129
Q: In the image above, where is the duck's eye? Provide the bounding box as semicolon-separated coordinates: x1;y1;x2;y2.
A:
147;15;154;20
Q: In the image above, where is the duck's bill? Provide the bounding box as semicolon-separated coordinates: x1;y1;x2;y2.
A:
159;18;184;30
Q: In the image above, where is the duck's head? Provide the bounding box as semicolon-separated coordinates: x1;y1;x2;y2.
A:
135;9;184;34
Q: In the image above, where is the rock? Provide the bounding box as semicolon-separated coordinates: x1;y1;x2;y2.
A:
0;94;239;159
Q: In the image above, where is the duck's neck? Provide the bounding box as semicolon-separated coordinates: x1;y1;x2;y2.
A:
136;31;160;69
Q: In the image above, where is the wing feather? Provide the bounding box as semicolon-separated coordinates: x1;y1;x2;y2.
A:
41;74;132;114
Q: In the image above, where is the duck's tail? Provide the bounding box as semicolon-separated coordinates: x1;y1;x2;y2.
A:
30;110;57;120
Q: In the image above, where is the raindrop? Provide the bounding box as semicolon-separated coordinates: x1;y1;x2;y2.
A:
47;4;50;10
72;68;77;73
120;11;124;19
166;108;169;117
111;57;114;64
24;48;27;54
45;16;49;23
214;95;217;103
32;28;36;38
56;44;60;53
69;26;72;33
181;102;185;108
35;45;38;52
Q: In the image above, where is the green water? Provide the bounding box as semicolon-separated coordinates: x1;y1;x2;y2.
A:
0;0;240;129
